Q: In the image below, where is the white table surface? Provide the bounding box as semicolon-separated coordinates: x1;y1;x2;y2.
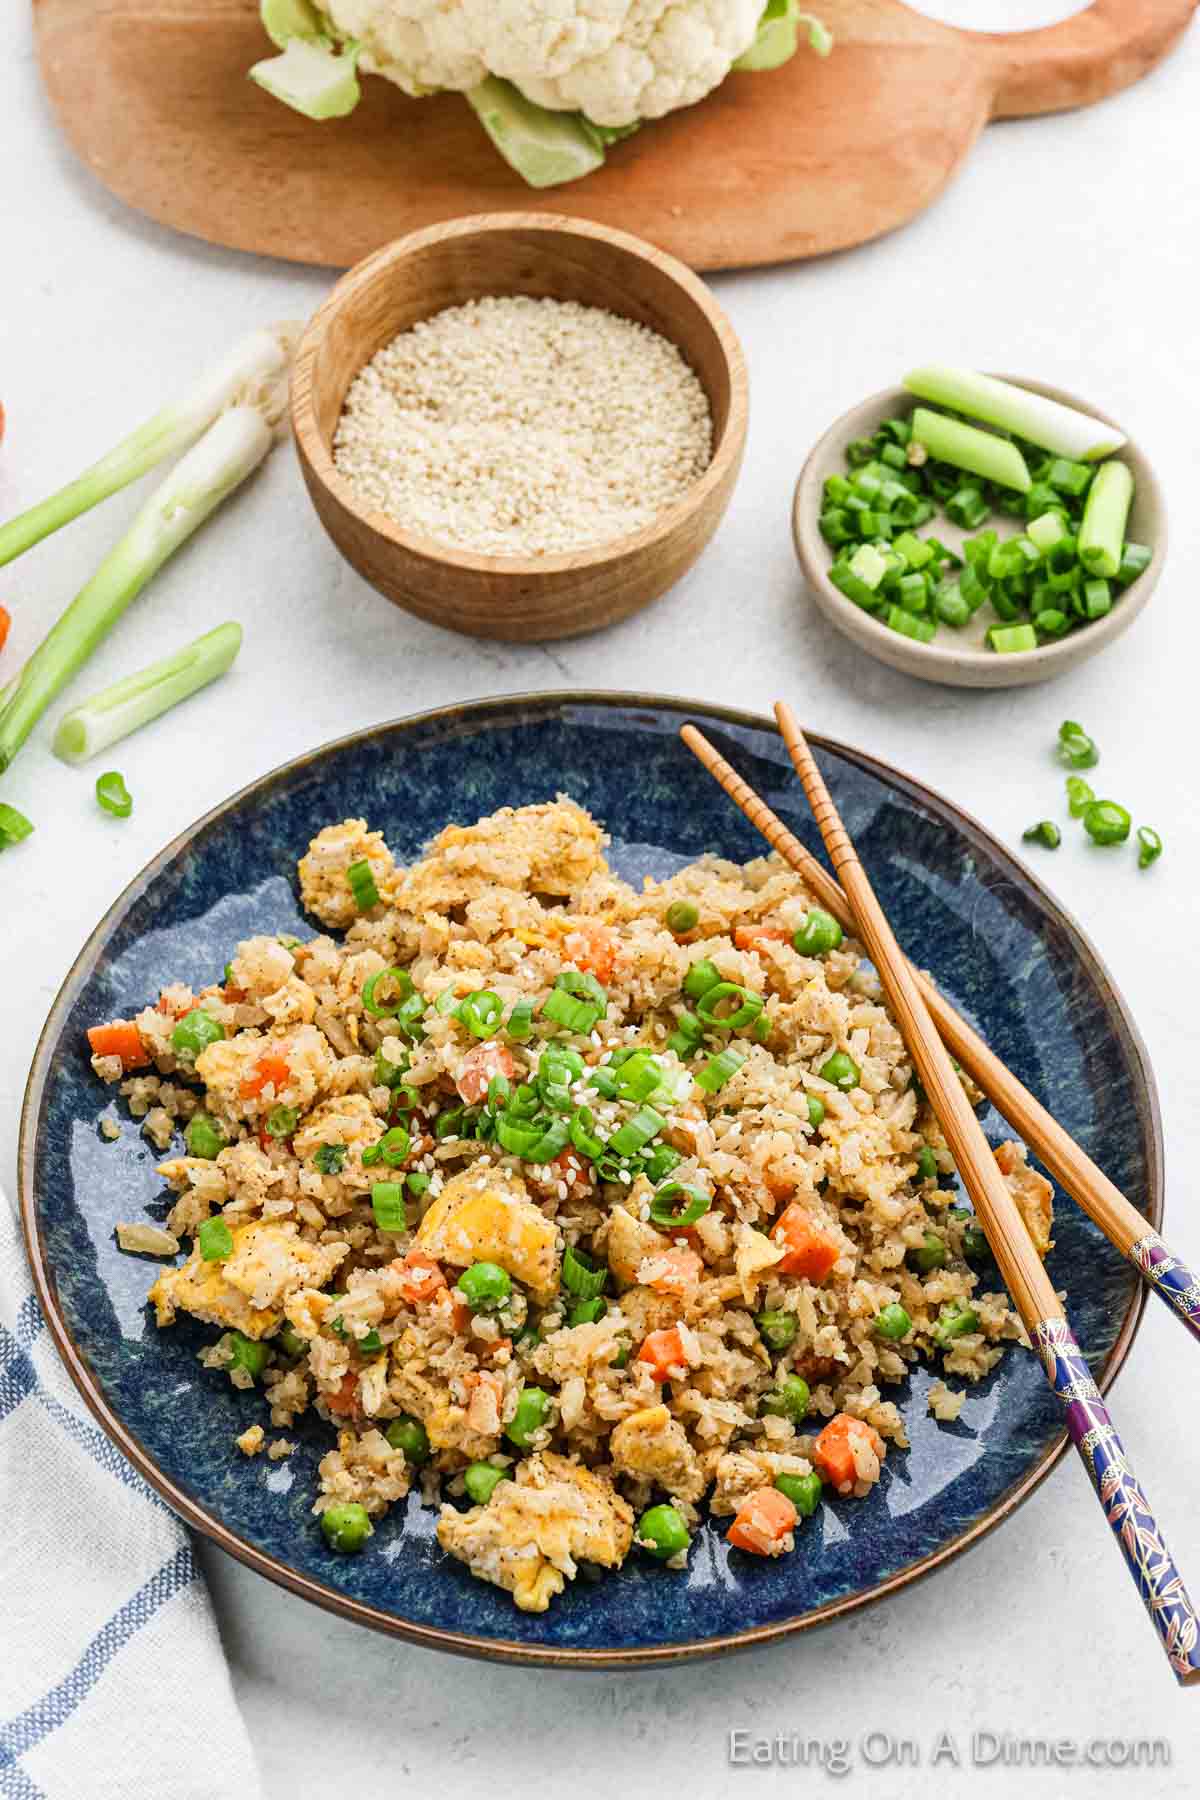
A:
4;5;1200;1794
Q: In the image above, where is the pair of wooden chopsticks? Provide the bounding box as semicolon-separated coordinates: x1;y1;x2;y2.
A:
682;707;1200;1686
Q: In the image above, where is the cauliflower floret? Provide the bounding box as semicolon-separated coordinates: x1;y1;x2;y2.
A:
320;1;763;127
298;818;394;930
436;1451;633;1612
416;1166;560;1301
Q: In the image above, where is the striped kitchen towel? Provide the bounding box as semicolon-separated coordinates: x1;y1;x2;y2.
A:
0;1189;262;1800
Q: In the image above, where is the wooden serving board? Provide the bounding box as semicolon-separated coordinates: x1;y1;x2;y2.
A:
35;0;1196;271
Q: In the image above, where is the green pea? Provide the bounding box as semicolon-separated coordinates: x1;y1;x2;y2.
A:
385;1415;430;1464
949;1206;989;1261
170;1009;225;1059
277;1323;308;1360
760;1374;810;1421
457;1261;512;1312
568;1297;607;1327
775;1471;823;1517
806;1095;826;1129
874;1303;912;1341
755;1309;798;1352
185;1113;225;1159
265;1104;298;1138
792;908;844;956
637;1503;691;1560
198;1217;232;1263
464;1462;506;1505
1083;800;1131;846
934;1302;980;1347
915;1146;938;1182
506;1385;550;1448
228;1331;268;1379
683;958;722;1000
321;1503;373;1553
819;1051;861;1091
666;900;699;934
910;1232;946;1274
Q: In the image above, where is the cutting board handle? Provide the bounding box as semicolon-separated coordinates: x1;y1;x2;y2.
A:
982;0;1197;118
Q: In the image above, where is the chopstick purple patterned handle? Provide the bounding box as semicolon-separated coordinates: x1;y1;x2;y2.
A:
1035;1320;1200;1682
1129;1232;1200;1344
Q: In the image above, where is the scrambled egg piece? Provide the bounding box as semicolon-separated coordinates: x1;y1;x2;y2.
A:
148;1221;347;1339
733;1222;785;1302
994;1140;1055;1259
416;1167;559;1302
436;1452;633;1613
610;1404;705;1502
298;819;395;930
391;799;605;914
605;1205;667;1289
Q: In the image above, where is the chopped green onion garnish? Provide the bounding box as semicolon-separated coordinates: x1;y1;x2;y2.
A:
347;860;380;911
527;1116;571;1162
612;1050;664;1102
229;1331;268;1379
313;1142;346;1175
644;1142;684;1183
1022;820;1061;849
505;998;535;1040
1137;826;1163;870
1082;799;1131;845
568;1105;605;1161
376;1124;411;1167
562;1243;608;1299
695;1047;745;1093
648;1183;711;1229
457;990;502;1039
95;770;133;818
608;1105;665;1158
371;1181;407;1231
361;967;413;1017
555;968;608;1007
695;981;763;1030
1066;776;1095;816
541;987;602;1034
198;1217;233;1262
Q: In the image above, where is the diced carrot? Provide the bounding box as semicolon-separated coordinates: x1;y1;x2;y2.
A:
644;1246;704;1296
812;1414;885;1494
0;605;10;654
239;1052;291;1100
733;924;790;952
563;923;618;984
397;1249;446;1305
223;985;247;1004
325;1371;361;1419
726;1486;798;1555
86;1020;150;1071
770;1204;841;1282
636;1325;688;1382
456;1041;517;1105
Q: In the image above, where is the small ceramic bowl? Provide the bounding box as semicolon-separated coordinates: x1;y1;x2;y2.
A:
292;213;748;643
792;378;1166;689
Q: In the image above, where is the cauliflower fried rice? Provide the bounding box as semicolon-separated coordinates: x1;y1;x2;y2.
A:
90;799;1054;1612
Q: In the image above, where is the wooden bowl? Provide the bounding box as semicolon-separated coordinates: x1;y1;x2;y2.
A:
292;214;748;642
792;378;1166;689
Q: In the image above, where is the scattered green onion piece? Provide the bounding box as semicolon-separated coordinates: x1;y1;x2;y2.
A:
831;564;883;611
562;1244;608;1300
435;1105;468;1140
1023;821;1062;849
915;1145;938;1182
185;1113;225;1159
818;1050;860;1091
54;622;244;765
392;993;427;1041
792;908;844;956
683;959;722;1000
1066;776;1096;817
556;968;608;1007
229;1331;269;1379
1034;609;1070;639
347;860;380;912
874;1303;912;1341
1026;510;1066;552
541;987;602;1034
374;1050;407;1089
612;1050;664;1103
608;1105;666;1158
496;1116;543;1158
171;1008;225;1057
1137;827;1163;870
569;1297;607;1326
198;1217;233;1262
1083;800;1132;846
376;1125;411;1167
277;1323;307;1360
95;770;133;818
945;485;989;530
1116;541;1152;585
1077;460;1134;579
933;580;970;628
695;981;763;1030
909;407;1031;494
568;1105;605;1161
371;1181;408;1231
527;1115;571;1162
696;1047;745;1094
505;998;535;1041
665;899;699;934
312;1141;346;1175
848;542;889;589
361;967;413;1017
644;1143;684;1183
457;990;503;1039
649;1183;711;1229
464;1462;506;1505
355;1328;383;1355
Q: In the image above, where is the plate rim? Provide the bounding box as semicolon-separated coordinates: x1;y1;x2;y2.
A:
18;690;1162;1669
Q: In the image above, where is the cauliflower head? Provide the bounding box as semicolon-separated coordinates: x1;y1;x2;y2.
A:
318;0;765;127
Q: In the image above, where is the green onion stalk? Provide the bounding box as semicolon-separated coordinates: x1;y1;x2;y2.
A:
0;325;297;570
0;408;276;776
53;622;243;764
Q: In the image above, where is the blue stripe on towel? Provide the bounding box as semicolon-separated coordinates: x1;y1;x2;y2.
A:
0;1544;197;1768
0;1333;36;1425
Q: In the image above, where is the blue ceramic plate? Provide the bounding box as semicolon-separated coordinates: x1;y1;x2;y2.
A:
20;695;1160;1667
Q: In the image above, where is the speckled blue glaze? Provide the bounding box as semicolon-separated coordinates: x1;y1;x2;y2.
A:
22;696;1160;1665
